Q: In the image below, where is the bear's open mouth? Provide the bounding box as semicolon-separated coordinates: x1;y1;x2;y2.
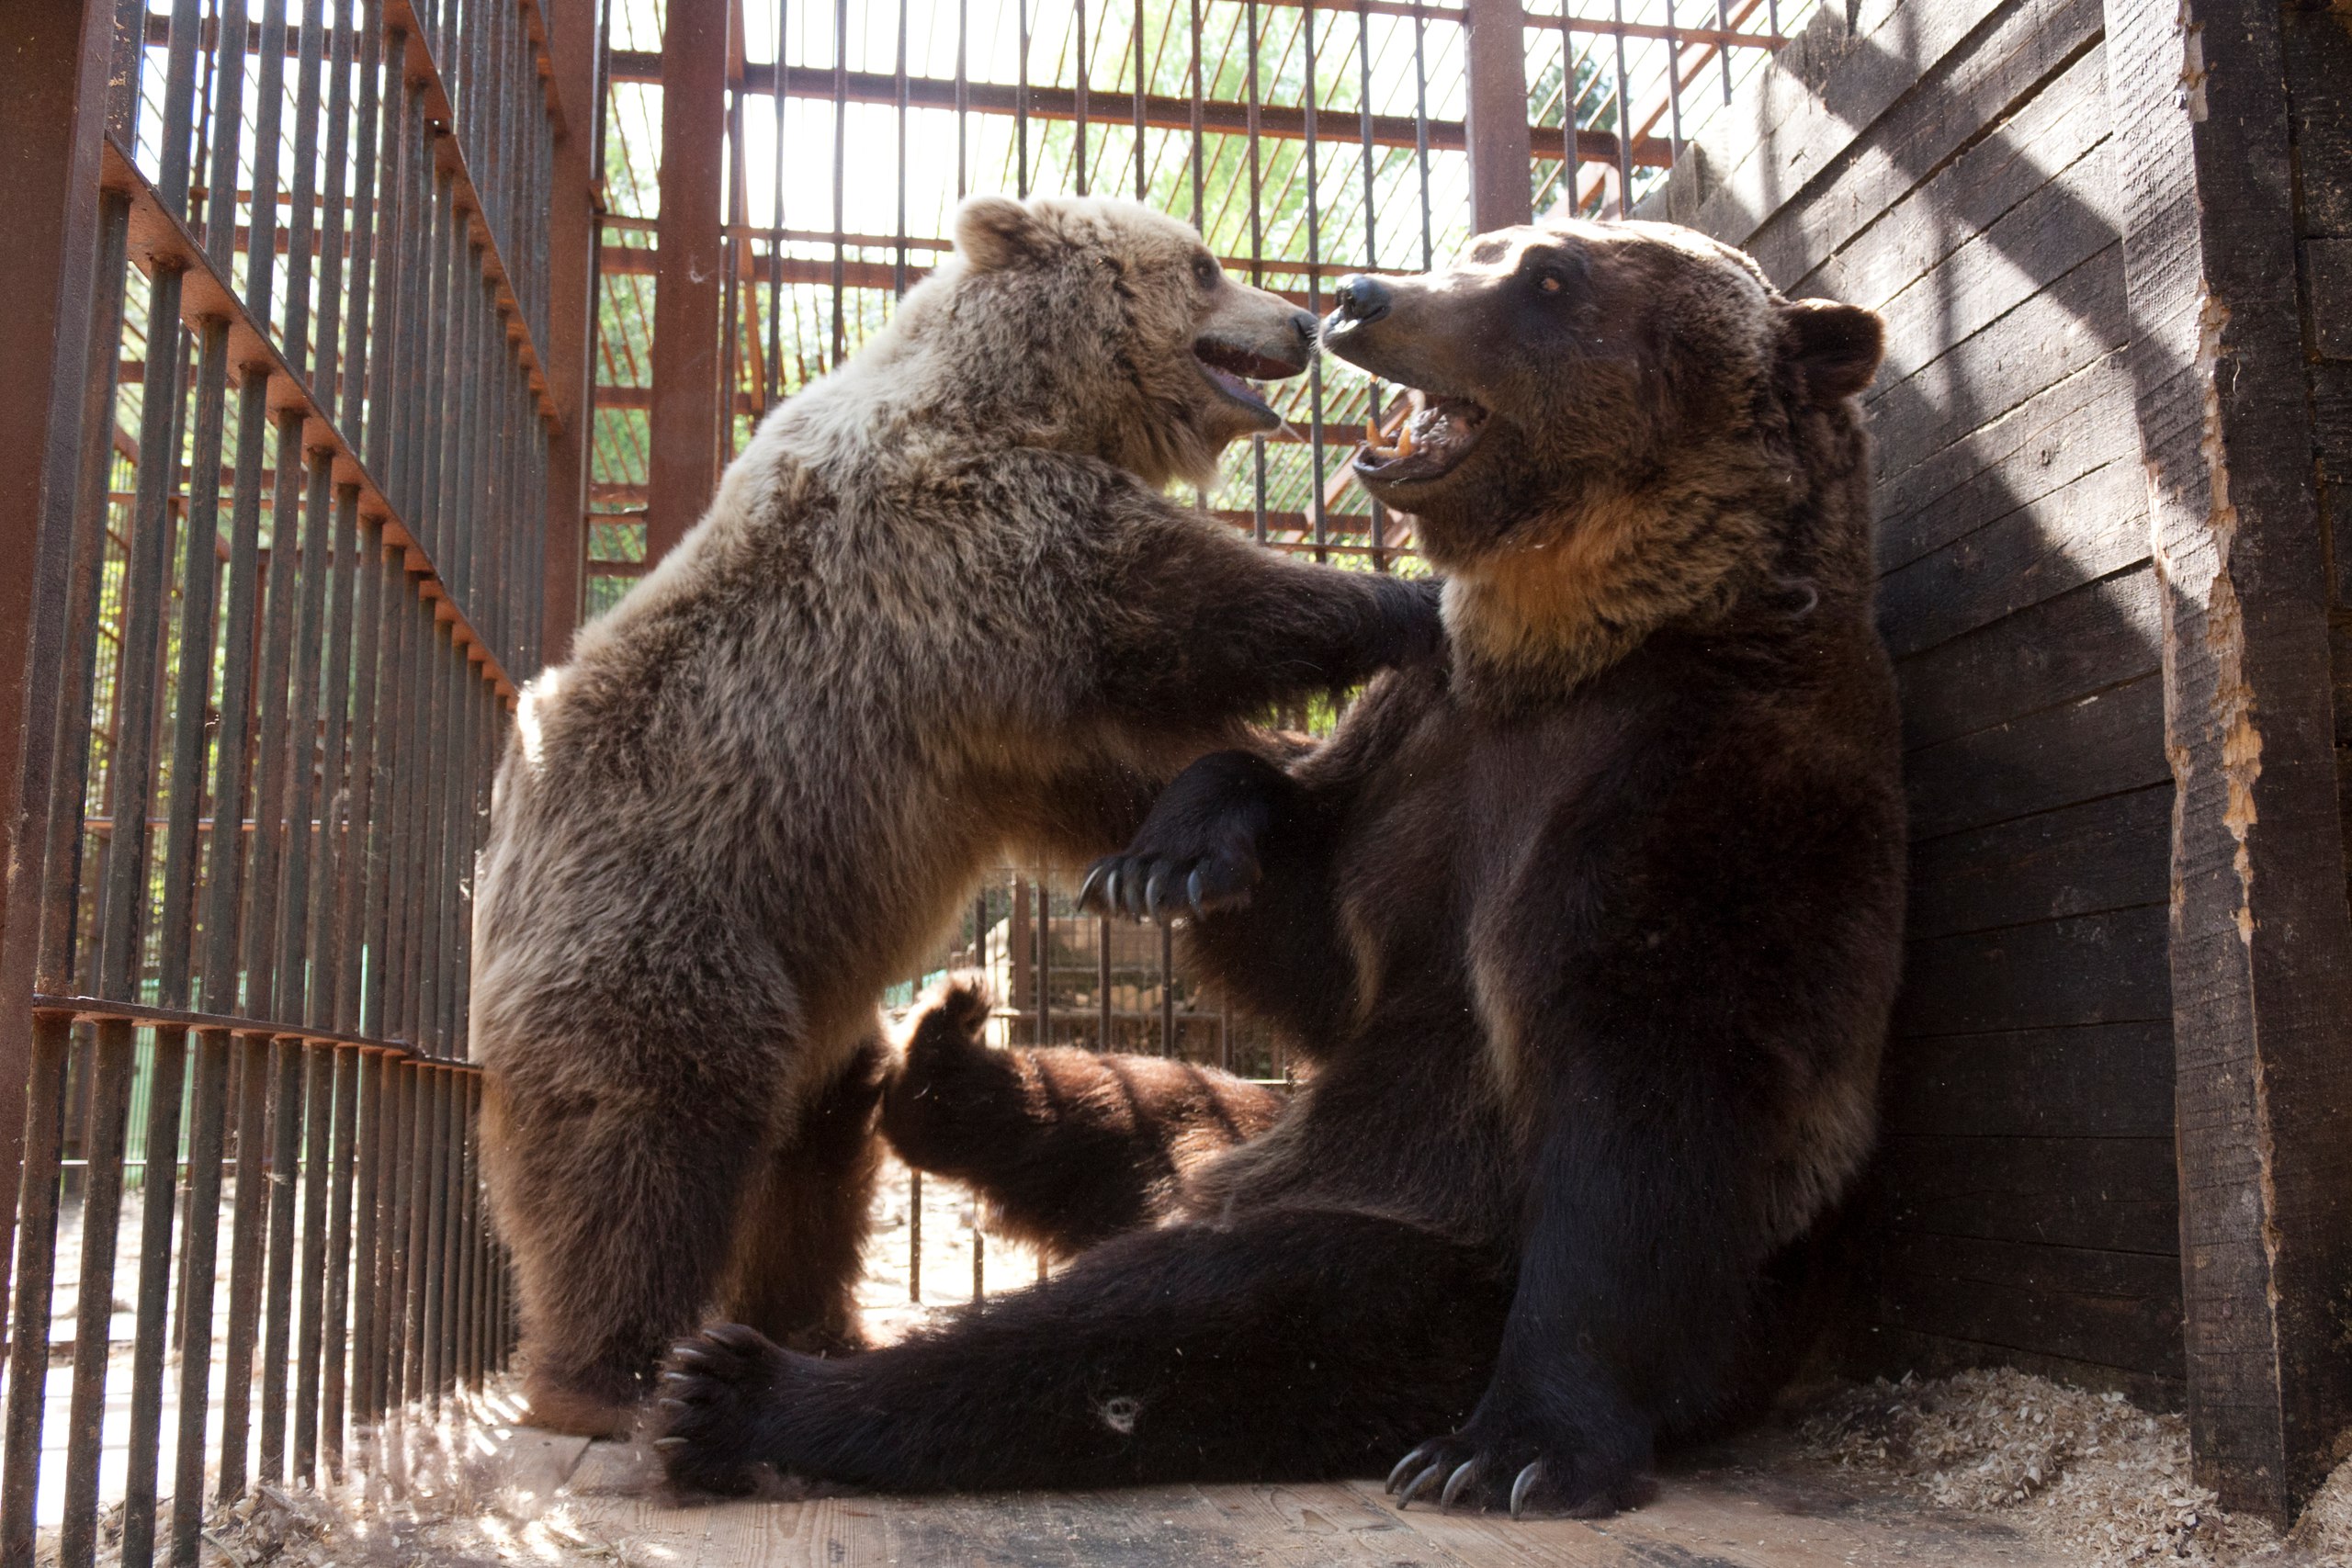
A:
1355;387;1489;483
1193;337;1302;419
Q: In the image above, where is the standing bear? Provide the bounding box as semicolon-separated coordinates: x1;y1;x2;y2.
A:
657;218;1906;1516
470;195;1443;1437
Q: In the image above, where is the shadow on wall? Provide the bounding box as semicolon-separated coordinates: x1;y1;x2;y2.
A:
1639;0;2188;1404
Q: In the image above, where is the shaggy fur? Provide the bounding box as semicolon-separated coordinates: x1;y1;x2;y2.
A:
656;219;1907;1514
471;196;1443;1436
879;978;1284;1258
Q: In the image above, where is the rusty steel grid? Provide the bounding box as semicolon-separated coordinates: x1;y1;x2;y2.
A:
0;0;563;1561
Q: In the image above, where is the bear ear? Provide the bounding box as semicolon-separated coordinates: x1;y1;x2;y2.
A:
1780;298;1884;404
956;195;1048;273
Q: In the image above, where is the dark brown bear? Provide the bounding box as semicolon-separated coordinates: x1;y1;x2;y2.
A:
657;218;1905;1517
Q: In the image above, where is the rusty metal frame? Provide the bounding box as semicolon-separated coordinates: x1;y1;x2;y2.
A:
0;0;571;1556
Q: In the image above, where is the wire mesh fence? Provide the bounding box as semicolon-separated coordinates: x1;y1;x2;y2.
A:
0;0;560;1562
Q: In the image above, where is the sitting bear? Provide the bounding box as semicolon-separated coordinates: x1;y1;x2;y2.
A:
471;195;1444;1437
656;218;1905;1516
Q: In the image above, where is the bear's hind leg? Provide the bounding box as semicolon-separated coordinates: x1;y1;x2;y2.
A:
659;1208;1510;1494
492;1064;782;1438
721;1039;889;1355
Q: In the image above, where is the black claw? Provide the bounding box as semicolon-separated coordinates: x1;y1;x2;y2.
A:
655;1396;688;1413
1441;1460;1478;1513
652;1436;686;1450
1144;866;1170;920
1396;1461;1446;1511
1103;866;1126;919
1510;1461;1544;1520
1186;866;1206;919
661;1369;693;1384
709;1323;764;1350
1077;863;1109;913
1386;1445;1434;1495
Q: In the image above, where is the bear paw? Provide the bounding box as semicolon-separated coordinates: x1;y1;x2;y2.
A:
1383;1422;1657;1520
655;1324;808;1496
1078;750;1282;923
913;971;993;1043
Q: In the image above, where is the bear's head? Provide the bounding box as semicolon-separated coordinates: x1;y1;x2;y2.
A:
1321;219;1884;694
886;196;1319;489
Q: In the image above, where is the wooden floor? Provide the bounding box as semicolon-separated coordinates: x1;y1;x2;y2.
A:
502;1427;2062;1567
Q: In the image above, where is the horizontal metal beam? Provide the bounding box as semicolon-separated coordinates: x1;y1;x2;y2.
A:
604;51;1679;168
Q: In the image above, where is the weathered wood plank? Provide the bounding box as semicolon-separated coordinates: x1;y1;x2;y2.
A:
560;1441;716;1566
1877;458;2148;660
1873;1232;2184;1378
1874;349;2138;579
1881;1021;2175;1139
1905;784;2170;941
1871;143;2123;395
1892;904;2170;1036
1191;1483;1481;1566
1875;1134;2178;1253
1865;242;2130;487
2103;0;2352;1521
1657;0;2008;247
1795;39;2112;319
1856;1323;2185;1411
1755;0;2107;295
1904;670;2167;842
1894;564;2161;754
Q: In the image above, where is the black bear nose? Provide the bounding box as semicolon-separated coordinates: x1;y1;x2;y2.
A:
1290;310;1319;349
1332;275;1391;323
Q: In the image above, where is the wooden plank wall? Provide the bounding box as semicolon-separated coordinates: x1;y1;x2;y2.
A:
2296;0;2352;880
1645;0;2183;1405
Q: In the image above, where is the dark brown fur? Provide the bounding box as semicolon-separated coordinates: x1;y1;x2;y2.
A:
471;197;1442;1435
657;219;1905;1515
879;978;1283;1258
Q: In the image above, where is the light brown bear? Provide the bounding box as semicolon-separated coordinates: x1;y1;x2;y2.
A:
471;196;1442;1437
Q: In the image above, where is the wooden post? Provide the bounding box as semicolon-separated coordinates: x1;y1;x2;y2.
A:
1461;0;1532;233
2104;0;2352;1524
646;0;729;566
0;0;112;1320
540;0;601;666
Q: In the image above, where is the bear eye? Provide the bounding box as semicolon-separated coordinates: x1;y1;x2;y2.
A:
1192;254;1220;289
1535;271;1566;295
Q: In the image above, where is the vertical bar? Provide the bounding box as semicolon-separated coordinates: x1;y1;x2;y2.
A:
216;1032;273;1501
1159;920;1173;1057
348;1050;385;1433
119;1017;188;1568
58;1024;135;1568
1016;0;1031;195
1;1019;73;1568
293;1042;334;1478
648;0;729;565
1097;913;1112;1049
1610;0;1634;216
829;0;848;365
258;1043;305;1485
164;1029;229;1568
1074;0;1089;194
1464;0;1534;231
320;1044;361;1475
